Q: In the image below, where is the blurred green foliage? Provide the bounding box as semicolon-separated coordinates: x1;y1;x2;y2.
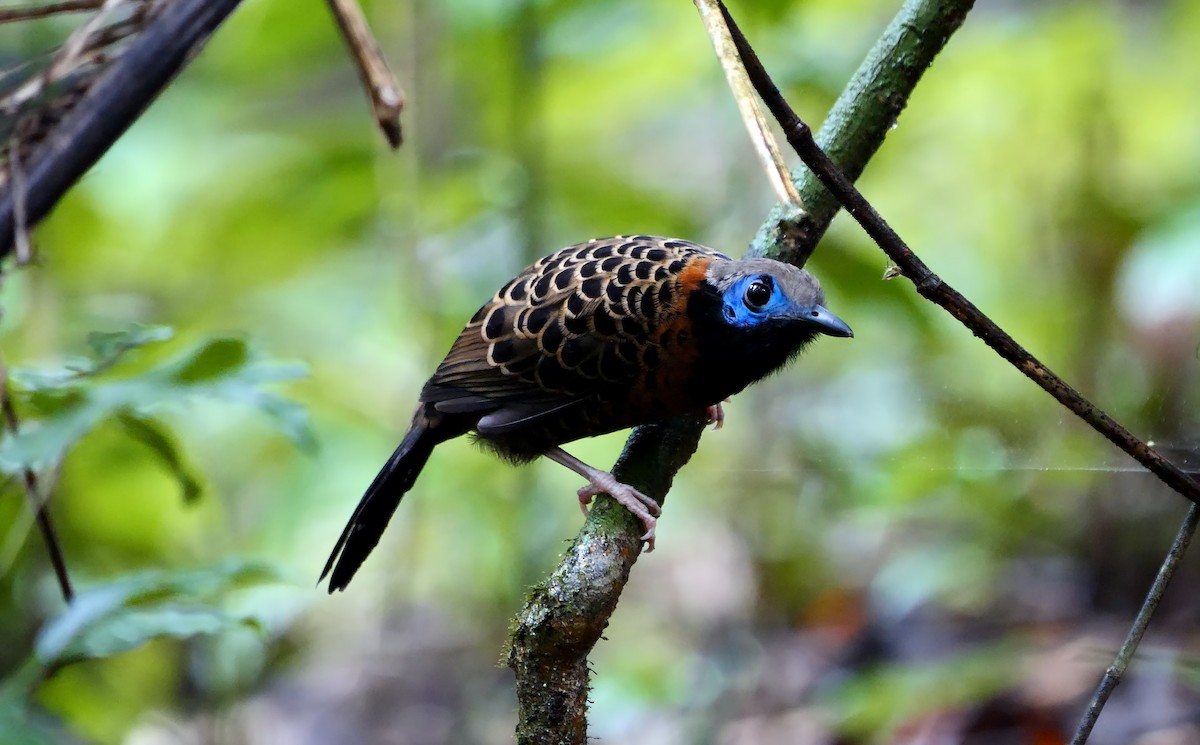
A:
1;1;1199;743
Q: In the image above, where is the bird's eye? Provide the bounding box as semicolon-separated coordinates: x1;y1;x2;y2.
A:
743;279;772;311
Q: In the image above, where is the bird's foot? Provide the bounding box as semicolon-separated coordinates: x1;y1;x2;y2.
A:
546;447;661;552
706;398;730;430
577;478;659;551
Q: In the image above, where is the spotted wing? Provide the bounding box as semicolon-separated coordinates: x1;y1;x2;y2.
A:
421;236;728;434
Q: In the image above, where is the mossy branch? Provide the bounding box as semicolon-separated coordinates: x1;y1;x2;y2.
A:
506;2;978;742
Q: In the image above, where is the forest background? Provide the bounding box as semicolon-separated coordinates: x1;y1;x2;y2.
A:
2;1;1200;743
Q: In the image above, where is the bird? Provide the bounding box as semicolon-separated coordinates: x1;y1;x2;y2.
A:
321;235;852;592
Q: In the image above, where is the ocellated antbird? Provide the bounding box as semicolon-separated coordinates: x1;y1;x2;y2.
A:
322;236;852;591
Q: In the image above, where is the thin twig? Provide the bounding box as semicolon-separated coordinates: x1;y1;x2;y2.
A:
746;0;974;266
45;0;129;82
0;15;142;112
1;0;136;116
694;0;801;213
9;135;30;262
0;355;73;602
324;0;404;148
0;0;104;23
1070;504;1200;744
721;0;1200;509
722;6;1200;741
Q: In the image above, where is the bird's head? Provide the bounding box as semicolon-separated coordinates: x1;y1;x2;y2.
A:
706;258;853;340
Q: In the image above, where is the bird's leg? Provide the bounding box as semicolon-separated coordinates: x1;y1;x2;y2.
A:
543;447;660;551
706;397;731;430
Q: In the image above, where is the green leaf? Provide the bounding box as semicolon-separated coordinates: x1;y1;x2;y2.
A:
33;561;278;670
169;338;249;384
22;388;86;417
116;413;203;502
0;334;313;476
8;367;81;393
59;606;252;661
35;584;144;664
81;325;174;373
10;325;175;391
0;398;105;472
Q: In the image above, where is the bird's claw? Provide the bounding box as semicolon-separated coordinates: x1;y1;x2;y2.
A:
576;481;659;552
706;397;731;430
578;482;660;516
577;486;595;518
640;526;657;552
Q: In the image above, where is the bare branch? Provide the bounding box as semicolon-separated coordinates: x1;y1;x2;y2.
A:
0;1;106;24
724;2;1200;510
726;10;1200;738
694;0;801;213
8;135;30;262
0;0;246;257
46;0;130;82
0;2;145;118
748;0;974;266
1070;504;1200;744
323;0;404;148
0;353;72;602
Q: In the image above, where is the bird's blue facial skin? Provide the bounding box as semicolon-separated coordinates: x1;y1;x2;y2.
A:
721;274;794;328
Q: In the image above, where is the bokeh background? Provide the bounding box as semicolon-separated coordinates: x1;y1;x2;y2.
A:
3;0;1200;743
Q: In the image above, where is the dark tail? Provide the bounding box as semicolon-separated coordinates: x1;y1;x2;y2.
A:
321;420;438;592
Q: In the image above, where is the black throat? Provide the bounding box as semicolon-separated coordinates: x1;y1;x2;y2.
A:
684;280;819;406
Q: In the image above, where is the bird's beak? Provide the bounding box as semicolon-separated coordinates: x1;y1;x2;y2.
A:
799;305;853;338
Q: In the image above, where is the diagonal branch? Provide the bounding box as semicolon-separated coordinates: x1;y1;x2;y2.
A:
506;2;977;742
750;0;973;266
323;0;404;148
0;1;106;23
0;354;72;602
1070;504;1200;744
723;3;1200;509
0;0;246;258
723;9;1200;740
694;0;801;213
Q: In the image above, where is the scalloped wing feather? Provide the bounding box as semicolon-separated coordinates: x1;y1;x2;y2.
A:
420;236;728;431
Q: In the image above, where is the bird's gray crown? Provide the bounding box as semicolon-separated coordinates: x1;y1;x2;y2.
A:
705;257;826;307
